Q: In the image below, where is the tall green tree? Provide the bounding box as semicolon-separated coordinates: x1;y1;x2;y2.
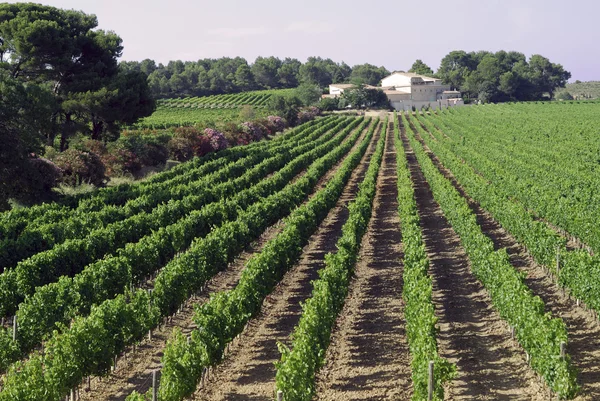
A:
234;63;255;92
69;69;156;140
350;63;390;86
294;83;322;106
277;58;301;88
251;56;282;89
0;71;55;209
437;50;571;101
268;94;302;125
342;85;389;109
408;59;434;76
436;50;478;90
0;3;153;148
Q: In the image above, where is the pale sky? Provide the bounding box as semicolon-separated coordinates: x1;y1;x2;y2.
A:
5;0;598;81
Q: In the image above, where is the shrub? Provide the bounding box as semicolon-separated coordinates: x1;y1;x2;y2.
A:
319;97;339;111
117;132;170;167
168;128;213;161
204;128;228;151
103;142;142;176
140;142;169;166
9;155;64;203
297;106;321;124
240;121;267;141
167;136;195;162
52;149;107;187
266;115;287;133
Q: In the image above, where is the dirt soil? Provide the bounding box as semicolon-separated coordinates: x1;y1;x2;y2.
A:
401;123;551;401
314;122;412;401
192;123;381;401
415;127;600;401
80;121;371;401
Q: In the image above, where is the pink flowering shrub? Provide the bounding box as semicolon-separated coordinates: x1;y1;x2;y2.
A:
240;121;268;141
297;106;321;124
266;115;287;133
204;128;229;151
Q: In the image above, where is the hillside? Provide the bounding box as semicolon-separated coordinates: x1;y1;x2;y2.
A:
564;81;600;99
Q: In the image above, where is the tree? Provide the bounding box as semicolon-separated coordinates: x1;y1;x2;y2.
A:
0;71;55;209
0;3;153;148
408;59;434;76
436;50;477;89
298;57;336;87
234;64;256;92
294;83;322;106
70;69;156;141
350;63;390;86
251;56;282;89
277;58;301;88
437;49;571;102
268;95;302;126
528;54;571;99
342;86;389;109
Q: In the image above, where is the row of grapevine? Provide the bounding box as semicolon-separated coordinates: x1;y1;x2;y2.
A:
132;107;270;129
429;104;600;254
415;113;600;327
0;118;371;401
157;89;295;109
0;116;322;240
274;119;386;401
0;120;351;319
404;113;579;398
394;114;455;400
0;118;338;275
152;119;377;401
0;117;360;372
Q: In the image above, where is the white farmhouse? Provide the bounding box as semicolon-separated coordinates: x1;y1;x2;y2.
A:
328;72;464;111
380;72;463;110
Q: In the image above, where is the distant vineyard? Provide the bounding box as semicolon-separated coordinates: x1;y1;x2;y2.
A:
131;107;270;129
157;88;296;109
132;89;295;129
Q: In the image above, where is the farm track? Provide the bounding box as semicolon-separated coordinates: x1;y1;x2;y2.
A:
401;124;549;400
314;121;412;401
191;123;381;401
414;127;600;400
81;121;371;401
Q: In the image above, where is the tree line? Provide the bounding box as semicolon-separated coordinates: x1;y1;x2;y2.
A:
435;50;571;102
129;52;570;104
120;57;391;99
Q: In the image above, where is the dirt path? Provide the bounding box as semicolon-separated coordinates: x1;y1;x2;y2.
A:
314;122;412;401
192;123;381;401
415;129;600;401
80;121;371;401
401;124;550;401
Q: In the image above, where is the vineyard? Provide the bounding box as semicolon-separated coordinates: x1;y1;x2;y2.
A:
131;89;294;129
0;103;600;401
157;89;296;109
131;107;271;129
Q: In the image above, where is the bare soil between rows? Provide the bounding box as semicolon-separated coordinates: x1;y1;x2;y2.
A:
80;121;371;401
414;124;600;401
192;122;381;400
315;121;412;400
401;121;550;401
